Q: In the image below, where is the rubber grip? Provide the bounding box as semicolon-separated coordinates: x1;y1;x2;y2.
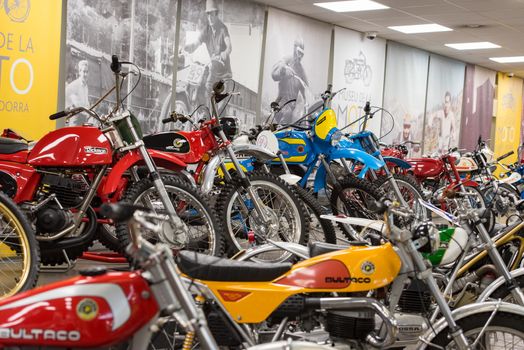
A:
100;203;138;222
497;151;514;162
49;110;67;120
162;117;172;124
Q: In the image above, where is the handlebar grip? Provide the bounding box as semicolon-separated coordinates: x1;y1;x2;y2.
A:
110;55;121;73
325;84;332;94
270;101;280;111
100;203;140;223
49;110;67;120
364;101;371;115
497;150;514;162
162;117;172;124
213;80;225;94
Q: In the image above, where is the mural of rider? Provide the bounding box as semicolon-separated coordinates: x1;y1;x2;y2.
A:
271;37;309;124
183;0;233;96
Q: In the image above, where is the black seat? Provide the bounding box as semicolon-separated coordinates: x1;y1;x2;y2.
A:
0;137;28;154
308;241;368;257
176;250;292;282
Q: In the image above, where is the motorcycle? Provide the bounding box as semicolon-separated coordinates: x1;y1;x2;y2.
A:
0;56;223;265
144;80;308;262
0;202;331;350
170;199;524;349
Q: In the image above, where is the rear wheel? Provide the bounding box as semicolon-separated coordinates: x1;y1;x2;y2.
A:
115;175;223;256
330;177;384;241
0;192;39;297
216;172;308;262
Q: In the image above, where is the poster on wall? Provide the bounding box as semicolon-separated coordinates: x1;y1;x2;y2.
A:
460;64;496;151
494;73;523;174
0;0;62;140
66;0;177;133
175;0;265;131
331;26;386;135
423;55;465;155
380;42;429;156
260;8;332;125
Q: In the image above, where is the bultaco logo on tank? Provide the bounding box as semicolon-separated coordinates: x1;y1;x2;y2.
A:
0;0;63;140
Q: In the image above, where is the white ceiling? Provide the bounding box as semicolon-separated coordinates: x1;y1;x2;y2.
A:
255;0;524;77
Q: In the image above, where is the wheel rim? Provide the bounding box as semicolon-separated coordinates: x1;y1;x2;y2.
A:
444;326;524;349
334;186;380;238
134;185;216;255
225;180;302;263
0;201;31;298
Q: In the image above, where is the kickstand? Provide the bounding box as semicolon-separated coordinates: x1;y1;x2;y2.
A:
40;249;76;273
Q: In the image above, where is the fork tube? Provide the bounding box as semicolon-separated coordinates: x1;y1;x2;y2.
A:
405;240;471;349
471;219;524;305
278;152;291;174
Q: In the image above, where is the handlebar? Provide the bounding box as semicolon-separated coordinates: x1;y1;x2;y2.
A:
497;150;514;162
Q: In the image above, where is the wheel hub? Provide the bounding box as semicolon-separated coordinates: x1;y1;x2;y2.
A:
251;205;280;239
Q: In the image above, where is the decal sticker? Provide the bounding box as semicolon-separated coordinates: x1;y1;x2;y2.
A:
317;116;326;125
361;261;375;275
76;298;99;321
84;146;108;155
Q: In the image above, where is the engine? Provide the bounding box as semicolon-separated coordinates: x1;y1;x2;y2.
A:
34;173;89;234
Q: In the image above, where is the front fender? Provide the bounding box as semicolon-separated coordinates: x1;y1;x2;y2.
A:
100;149;186;196
418;301;524;348
232;144;277;161
477;267;524;302
329;147;384;178
383;156;411;169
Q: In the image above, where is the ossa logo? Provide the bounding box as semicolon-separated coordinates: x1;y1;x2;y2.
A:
4;0;31;23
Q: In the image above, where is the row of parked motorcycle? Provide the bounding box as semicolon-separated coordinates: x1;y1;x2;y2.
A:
0;56;523;348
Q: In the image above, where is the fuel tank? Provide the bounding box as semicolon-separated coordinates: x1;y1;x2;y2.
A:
407;157;444;178
143;130;214;164
274;129;314;164
0;272;158;348
28;127;113;167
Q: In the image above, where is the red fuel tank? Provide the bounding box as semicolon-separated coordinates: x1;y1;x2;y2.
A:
28;127;113;167
407;157;445;178
0;272;158;348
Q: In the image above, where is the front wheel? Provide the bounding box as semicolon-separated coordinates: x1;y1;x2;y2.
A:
216;172;308;262
422;311;524;349
330;177;384;241
376;174;430;220
115;175;223;256
0;192;39;297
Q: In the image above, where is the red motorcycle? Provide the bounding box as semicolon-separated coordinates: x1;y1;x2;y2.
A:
0;56;222;265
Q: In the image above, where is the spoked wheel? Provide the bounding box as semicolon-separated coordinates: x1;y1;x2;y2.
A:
216;172;308;263
0;192;39;297
482;183;521;226
115;175;223;257
445;185;495;234
376;174;430;220
330;177;384;241
425;311;524;349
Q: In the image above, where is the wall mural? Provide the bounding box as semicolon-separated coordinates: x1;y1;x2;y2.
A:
65;0;178;133
381;42;429;156
0;0;62;140
174;0;265;131
423;55;465;155
460;64;496;151
494;73;523;175
331;26;386;135
260;8;332;125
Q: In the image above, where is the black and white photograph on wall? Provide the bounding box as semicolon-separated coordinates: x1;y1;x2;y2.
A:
65;0;177;133
260;8;331;125
172;0;265;131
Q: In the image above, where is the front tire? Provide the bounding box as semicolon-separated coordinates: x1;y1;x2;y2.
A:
115;175;224;256
216;172;308;262
0;192;39;297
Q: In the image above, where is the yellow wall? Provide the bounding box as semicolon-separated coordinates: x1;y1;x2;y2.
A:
494;73;523;176
0;0;62;141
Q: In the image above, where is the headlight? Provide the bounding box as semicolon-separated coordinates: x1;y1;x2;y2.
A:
330;130;342;146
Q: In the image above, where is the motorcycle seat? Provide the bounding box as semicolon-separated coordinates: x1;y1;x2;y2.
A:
0;137;28;154
308;241;367;257
176;250;292;282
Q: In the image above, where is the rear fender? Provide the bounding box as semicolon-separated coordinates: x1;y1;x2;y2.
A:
99;149;186;196
0;162;40;202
